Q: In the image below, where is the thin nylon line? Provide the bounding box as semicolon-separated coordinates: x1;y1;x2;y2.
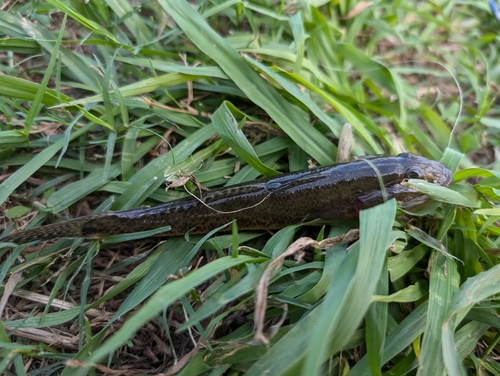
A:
429;61;463;149
183;185;273;214
317;59;463;150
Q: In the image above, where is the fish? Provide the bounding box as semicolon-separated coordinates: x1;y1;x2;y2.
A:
0;153;452;245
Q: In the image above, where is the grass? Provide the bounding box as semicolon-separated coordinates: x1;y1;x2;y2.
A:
0;0;499;375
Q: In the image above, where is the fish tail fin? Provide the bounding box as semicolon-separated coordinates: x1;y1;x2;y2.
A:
1;218;90;245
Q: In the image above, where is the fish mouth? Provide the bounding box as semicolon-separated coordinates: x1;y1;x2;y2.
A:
385;183;428;210
396;153;453;188
389;184;439;212
357;183;422;211
401;158;453;210
423;160;453;187
398;194;433;211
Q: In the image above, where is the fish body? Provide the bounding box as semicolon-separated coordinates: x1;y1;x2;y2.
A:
1;153;452;245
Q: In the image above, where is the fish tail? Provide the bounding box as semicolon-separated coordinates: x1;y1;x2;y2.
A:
1;218;90;245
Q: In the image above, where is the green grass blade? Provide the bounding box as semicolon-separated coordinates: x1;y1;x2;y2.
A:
111;126;217;209
71;255;263;375
0;123;93;205
245;59;342;139
365;264;388;376
298;227;352;304
245;248;358;376
47;0;123;45
212;102;280;176
246;200;397;376
348;303;428;375
159;0;336;165
320;200;398;358
406;180;480;207
371;281;427;303
59;73;203;107
417;252;460;376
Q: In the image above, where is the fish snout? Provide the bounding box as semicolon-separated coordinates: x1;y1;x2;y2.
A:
429;162;453;187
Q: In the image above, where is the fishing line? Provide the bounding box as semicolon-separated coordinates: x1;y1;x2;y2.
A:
317;58;463;151
430;61;462;149
183;185;274;215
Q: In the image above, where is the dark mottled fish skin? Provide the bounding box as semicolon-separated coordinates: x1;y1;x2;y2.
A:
1;153;452;245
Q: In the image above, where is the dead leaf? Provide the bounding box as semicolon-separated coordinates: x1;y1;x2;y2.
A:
345;2;373;19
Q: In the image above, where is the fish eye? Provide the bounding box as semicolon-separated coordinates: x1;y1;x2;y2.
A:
405;166;424;180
